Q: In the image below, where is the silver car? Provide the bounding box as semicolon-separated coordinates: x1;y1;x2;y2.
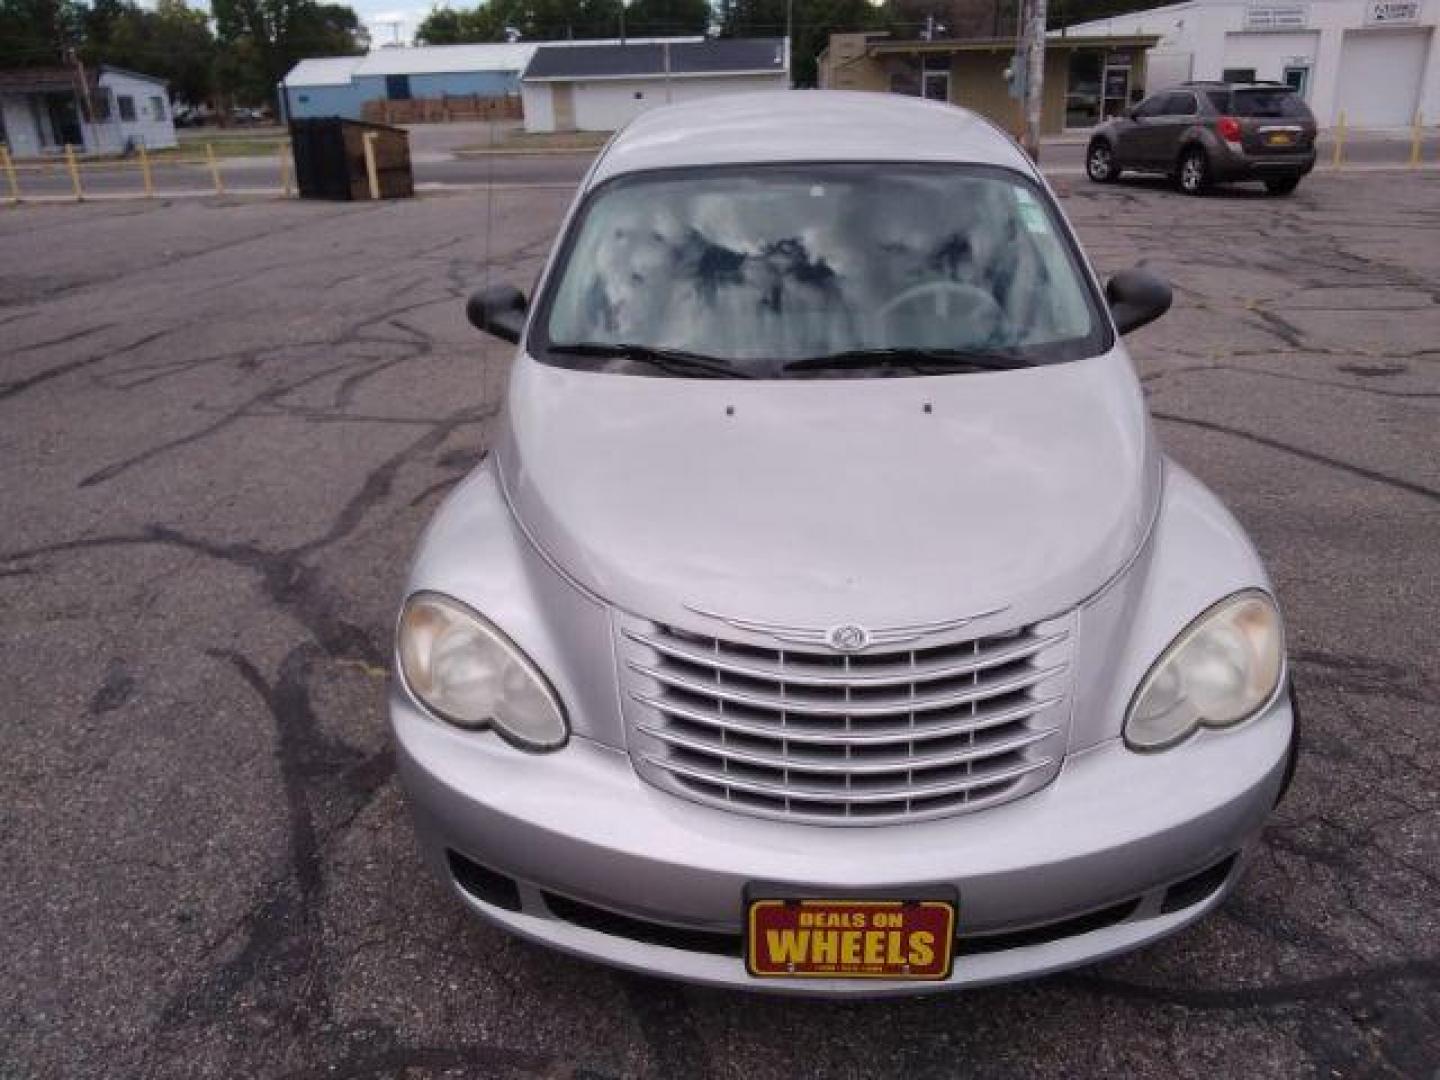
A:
390;92;1298;994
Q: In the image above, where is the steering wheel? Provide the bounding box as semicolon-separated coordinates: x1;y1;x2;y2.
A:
876;280;1008;344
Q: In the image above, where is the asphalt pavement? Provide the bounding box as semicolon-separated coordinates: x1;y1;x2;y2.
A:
1;171;1438;1078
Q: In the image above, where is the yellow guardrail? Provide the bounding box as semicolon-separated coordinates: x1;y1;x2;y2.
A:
1;140;294;203
1;145;18;202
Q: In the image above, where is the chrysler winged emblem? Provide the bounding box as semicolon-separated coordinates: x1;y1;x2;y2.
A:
826;624;871;652
685;604;1009;651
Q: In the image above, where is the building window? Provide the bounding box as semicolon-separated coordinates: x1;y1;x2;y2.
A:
889;55;948;98
298;93;311;104
117;94;136;121
1066;50;1102;127
1282;65;1309;95
150;95;166;120
921;54;950;102
1222;68;1257;84
385;75;411;101
889;68;921;96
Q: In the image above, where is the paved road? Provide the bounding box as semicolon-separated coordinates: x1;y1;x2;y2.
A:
1;173;1438;1078
9;130;1439;199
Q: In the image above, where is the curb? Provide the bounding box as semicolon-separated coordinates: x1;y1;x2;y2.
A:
5;188;294;204
454;146;606;157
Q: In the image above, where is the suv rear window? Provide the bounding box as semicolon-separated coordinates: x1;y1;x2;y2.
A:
1229;89;1311;118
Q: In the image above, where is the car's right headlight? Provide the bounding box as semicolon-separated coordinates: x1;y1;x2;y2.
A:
1124;589;1285;751
397;591;568;751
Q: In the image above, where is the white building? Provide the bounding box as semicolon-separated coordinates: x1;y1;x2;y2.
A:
1063;0;1438;126
282;39;704;121
520;38;789;133
0;66;176;157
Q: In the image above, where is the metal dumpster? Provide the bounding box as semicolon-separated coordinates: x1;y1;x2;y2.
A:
289;118;413;201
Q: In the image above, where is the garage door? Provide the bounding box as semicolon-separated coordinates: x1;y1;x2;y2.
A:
1334;29;1431;126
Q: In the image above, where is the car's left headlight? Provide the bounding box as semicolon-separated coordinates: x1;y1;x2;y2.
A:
397;591;568;751
1124;589;1285;751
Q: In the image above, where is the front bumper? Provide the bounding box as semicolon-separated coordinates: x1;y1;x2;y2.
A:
393;689;1294;994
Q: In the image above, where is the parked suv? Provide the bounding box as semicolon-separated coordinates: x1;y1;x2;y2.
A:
1087;82;1318;195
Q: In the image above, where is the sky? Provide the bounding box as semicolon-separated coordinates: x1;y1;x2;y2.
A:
362;5;427;46
178;0;430;47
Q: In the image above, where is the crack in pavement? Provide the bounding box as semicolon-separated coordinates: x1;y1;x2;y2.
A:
1152;411;1440;503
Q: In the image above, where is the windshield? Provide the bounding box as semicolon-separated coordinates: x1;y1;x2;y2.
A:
534;164;1108;378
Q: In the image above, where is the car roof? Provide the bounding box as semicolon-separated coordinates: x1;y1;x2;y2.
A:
588;91;1038;186
1180;80;1295;91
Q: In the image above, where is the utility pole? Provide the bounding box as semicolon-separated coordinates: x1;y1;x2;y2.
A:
67;48;98;150
1020;0;1046;160
785;0;794;84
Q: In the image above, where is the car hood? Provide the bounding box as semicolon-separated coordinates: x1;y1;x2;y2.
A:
497;351;1160;634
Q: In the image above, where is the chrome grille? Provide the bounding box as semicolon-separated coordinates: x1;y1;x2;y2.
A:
618;611;1074;825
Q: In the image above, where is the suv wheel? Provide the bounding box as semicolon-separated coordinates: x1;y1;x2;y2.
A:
1178;148;1211;196
1265;176;1301;196
1086;141;1119;183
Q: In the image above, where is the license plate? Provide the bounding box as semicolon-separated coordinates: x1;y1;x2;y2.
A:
746;898;956;980
1266;132;1296;147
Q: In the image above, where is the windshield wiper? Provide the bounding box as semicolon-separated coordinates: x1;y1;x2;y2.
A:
548;342;758;380
782;347;1033;374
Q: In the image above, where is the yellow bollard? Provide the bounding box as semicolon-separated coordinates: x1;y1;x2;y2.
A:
1332;111;1346;169
65;143;83;201
1410;112;1423;168
278;141;293;197
206;142;224;195
138;142;154;197
0;146;19;204
362;131;381;200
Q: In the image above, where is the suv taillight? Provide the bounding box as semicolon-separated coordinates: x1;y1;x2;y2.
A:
1217;116;1242;143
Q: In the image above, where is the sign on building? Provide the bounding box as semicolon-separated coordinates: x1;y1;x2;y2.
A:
1245;4;1309;29
1365;0;1420;22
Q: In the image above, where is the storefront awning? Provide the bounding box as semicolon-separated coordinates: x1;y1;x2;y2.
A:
867;34;1159;56
0;67;98;95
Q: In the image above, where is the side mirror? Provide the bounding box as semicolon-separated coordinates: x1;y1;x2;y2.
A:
1106;267;1172;335
466;283;528;344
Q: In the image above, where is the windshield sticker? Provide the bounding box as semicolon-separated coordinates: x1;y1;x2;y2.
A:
1014;191;1050;235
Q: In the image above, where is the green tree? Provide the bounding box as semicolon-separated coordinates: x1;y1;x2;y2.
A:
719;0;885;87
80;0;216;105
504;0;617;39
417;0;673;43
623;0;711;36
415;2;512;44
0;0;84;67
290;2;369;55
210;0;366;105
